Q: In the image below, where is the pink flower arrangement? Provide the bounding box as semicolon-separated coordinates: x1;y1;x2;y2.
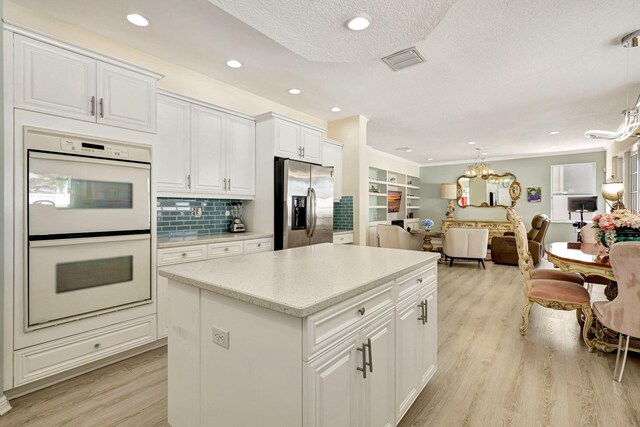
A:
592;209;640;247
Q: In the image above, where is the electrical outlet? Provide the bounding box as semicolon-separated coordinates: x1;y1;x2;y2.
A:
212;326;229;349
193;207;203;218
225;210;230;216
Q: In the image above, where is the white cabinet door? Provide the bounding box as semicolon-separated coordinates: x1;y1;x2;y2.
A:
323;140;343;201
362;311;395;427
306;334;362;427
156;95;191;193
97;62;157;133
14;35;97;122
419;286;437;388
226;115;256;196
301;127;323;164
157;271;169;338
395;295;421;422
274;119;301;159
190;105;226;194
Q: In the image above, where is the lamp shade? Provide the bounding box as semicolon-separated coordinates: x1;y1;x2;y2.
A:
441;183;457;200
601;181;624;202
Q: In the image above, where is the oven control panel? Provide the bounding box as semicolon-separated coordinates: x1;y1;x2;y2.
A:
60;139;130;158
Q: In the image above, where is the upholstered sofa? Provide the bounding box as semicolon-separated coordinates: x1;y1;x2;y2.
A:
376;224;423;251
491;213;550;265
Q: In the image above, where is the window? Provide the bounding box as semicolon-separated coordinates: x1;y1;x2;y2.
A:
550;163;597;222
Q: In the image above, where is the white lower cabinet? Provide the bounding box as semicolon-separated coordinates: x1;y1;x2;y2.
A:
157;238;273;338
14;315;156;386
395;282;438;422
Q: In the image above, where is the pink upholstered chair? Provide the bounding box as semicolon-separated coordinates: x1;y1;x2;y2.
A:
506;208;593;350
580;226;613;291
593;242;640;381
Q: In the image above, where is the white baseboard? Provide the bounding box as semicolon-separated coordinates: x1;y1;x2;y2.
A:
0;394;12;415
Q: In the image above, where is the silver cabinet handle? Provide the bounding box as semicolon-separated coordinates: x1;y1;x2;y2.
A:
181;253;187;257
298;146;302;157
187;174;191;189
417;278;423;284
302;146;305;157
417;301;426;324
356;342;368;379
99;98;104;118
224;247;229;252
94;343;101;349
358;307;366;316
90;96;96;116
424;299;428;325
223;178;227;191
366;338;373;373
228;178;231;191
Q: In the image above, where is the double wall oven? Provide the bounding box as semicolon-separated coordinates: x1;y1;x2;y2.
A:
25;128;152;328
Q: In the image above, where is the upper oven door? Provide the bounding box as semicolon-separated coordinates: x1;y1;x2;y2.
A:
28;151;151;236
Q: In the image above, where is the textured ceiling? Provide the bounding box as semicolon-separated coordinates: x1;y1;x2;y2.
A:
207;0;457;62
9;0;640;164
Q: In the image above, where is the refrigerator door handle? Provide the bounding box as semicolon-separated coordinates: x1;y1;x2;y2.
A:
306;187;314;238
309;187;318;237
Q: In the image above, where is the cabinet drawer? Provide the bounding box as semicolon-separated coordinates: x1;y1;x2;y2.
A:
304;282;394;360
208;241;243;259
243;238;272;254
158;245;207;266
396;263;437;302
14;315;156;386
333;233;354;245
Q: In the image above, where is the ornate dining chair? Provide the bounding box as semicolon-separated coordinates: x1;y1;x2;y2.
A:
579;226;612;293
506;208;593;350
592;242;640;381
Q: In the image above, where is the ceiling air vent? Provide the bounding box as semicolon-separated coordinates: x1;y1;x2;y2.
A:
382;47;426;71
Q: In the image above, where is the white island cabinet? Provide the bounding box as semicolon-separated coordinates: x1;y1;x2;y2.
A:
159;244;438;427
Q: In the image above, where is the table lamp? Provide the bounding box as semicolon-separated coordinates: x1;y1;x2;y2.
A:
601;176;625;210
441;183;457;218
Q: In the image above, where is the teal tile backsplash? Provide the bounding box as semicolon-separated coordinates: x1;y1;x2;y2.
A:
333;195;353;231
157;197;240;236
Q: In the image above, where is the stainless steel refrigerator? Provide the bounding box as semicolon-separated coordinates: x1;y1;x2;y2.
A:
274;158;334;250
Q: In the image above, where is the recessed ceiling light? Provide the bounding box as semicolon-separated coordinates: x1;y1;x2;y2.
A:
482;152;489;155
551;145;558;148
330;107;342;112
346;15;371;31
468;141;477;145
288;88;301;95
226;60;242;69
427;158;434;161
406;149;413;153
548;131;560;135
395;147;413;153
127;14;149;27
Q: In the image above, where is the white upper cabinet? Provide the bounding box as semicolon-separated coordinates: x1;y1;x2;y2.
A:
300;127;323;164
274;119;300;159
267;114;324;163
226;115;256;196
156;95;191;192
323;139;343;201
14;34;159;133
191;105;227;194
155;93;256;198
96;62;157;133
14;35;96;122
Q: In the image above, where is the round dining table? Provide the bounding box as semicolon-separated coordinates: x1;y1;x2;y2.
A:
545;241;627;353
545;241;617;299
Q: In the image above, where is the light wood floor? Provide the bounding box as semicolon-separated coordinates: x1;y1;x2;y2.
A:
2;260;638;427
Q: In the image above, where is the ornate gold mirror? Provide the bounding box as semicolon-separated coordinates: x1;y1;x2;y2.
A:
457;173;521;208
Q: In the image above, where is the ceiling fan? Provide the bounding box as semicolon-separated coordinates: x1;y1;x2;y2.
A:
585;30;640;142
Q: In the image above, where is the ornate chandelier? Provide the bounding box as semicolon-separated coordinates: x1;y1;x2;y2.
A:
464;148;494;177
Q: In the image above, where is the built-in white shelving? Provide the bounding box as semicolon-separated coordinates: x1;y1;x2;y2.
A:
368;167;421;223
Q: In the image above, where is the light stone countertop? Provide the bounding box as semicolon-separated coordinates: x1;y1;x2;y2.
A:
157;231;273;249
159;243;439;317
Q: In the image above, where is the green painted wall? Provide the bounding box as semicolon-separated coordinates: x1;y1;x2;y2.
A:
419;151;607;244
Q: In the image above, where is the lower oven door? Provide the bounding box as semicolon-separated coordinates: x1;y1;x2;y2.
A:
28;233;151;328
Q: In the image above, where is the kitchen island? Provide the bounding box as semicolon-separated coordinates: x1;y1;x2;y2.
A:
159;243;439;427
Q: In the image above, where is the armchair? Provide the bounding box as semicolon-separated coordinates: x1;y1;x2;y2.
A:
491;214;550;265
376;225;423;251
442;227;489;269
